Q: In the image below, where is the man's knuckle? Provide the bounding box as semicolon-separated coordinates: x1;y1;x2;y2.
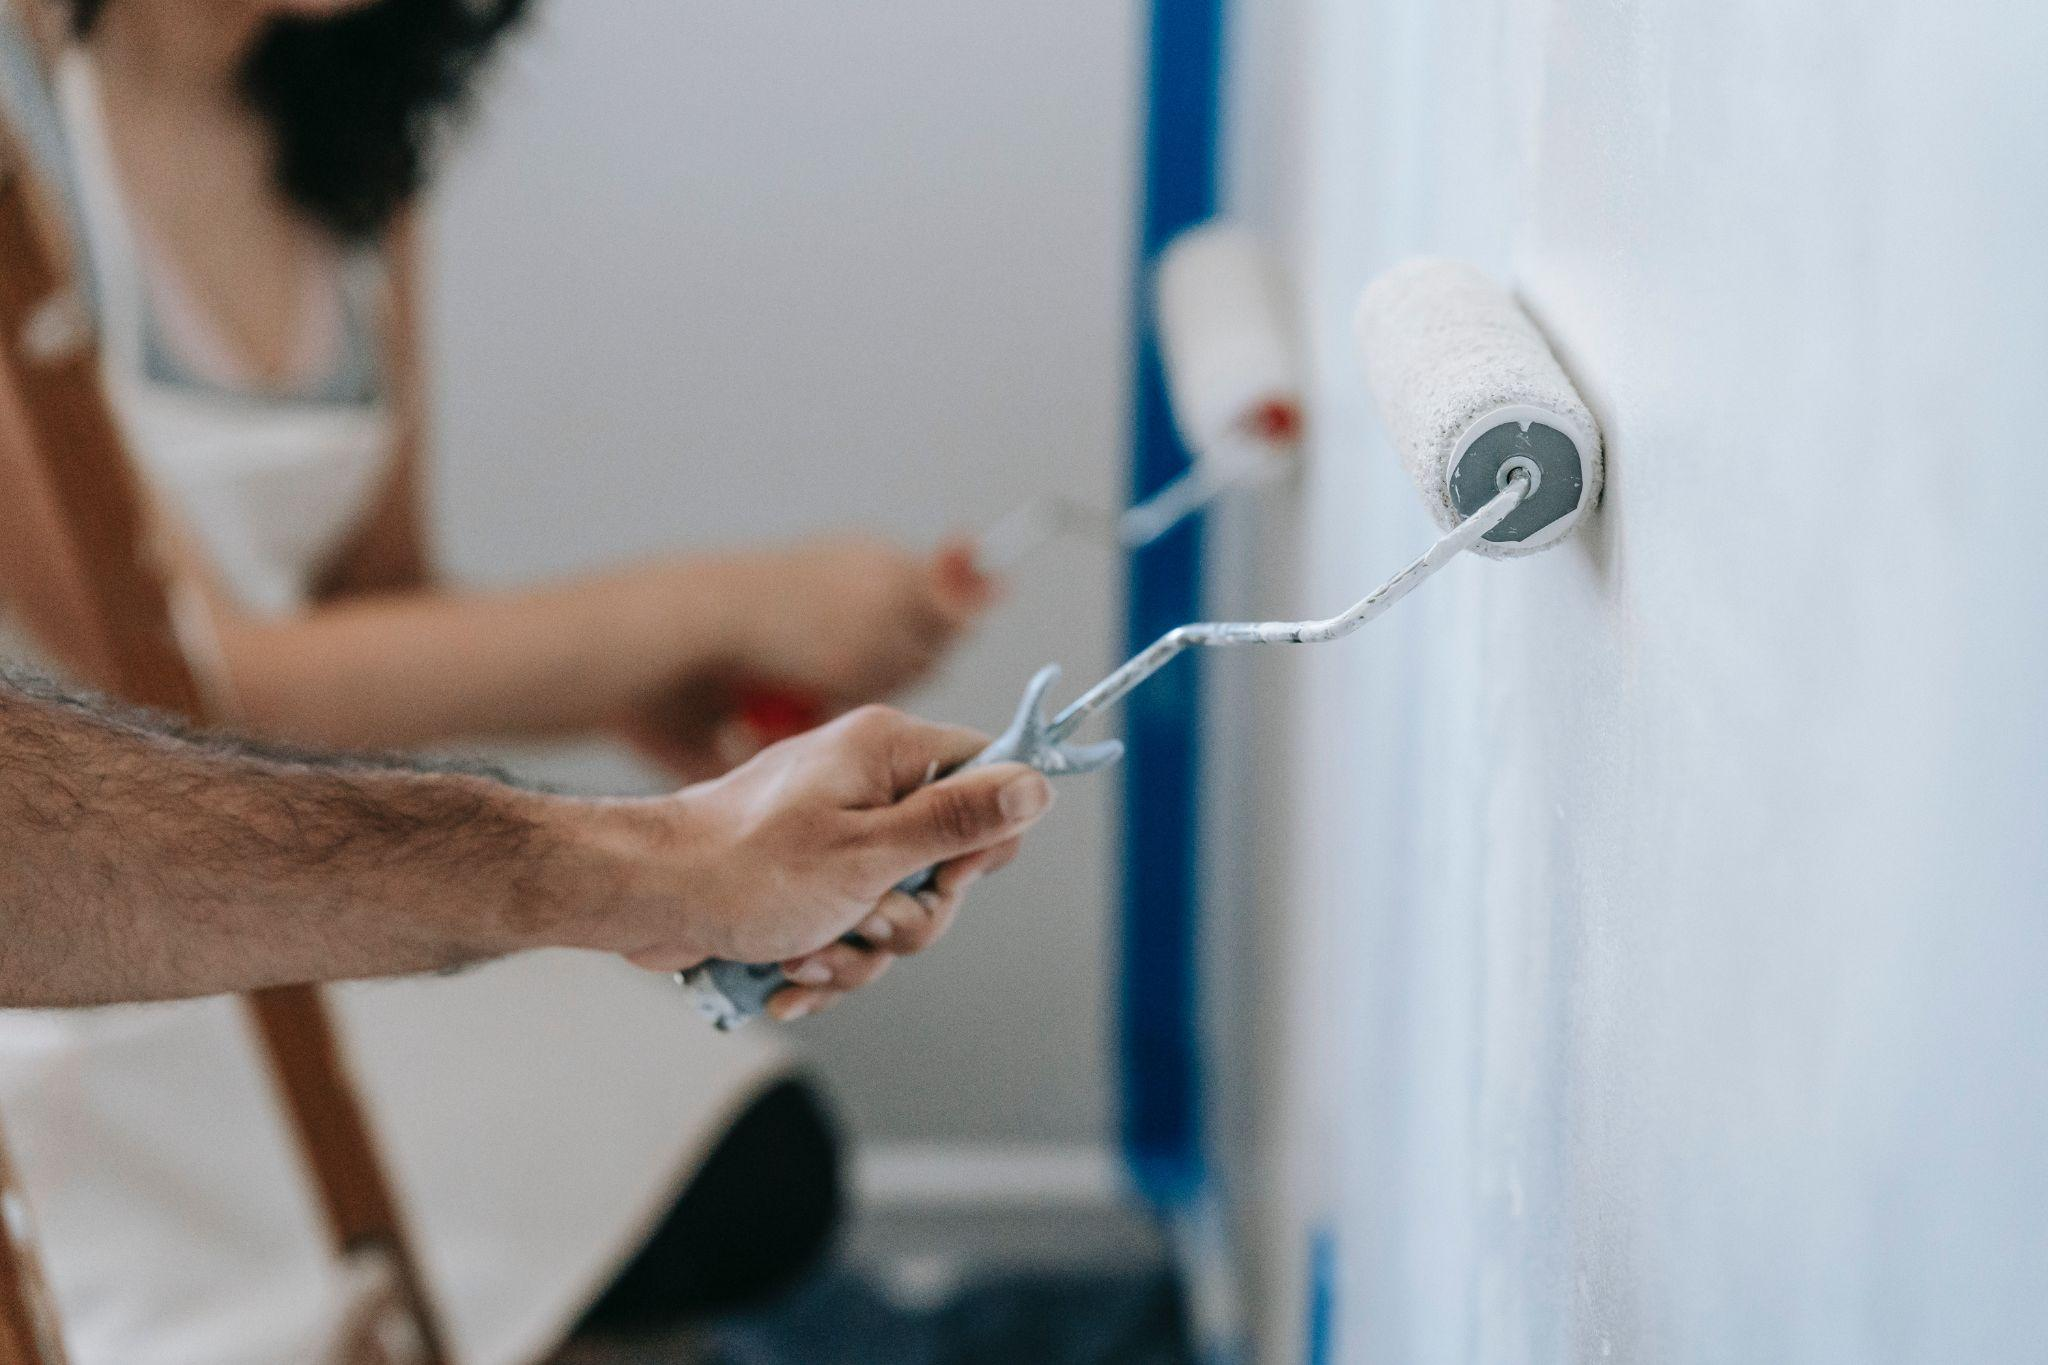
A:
842;704;898;740
928;788;987;844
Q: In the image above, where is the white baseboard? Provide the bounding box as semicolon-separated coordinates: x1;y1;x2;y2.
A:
854;1141;1124;1209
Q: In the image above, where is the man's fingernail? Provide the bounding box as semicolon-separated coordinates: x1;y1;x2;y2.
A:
789;961;833;986
999;773;1054;823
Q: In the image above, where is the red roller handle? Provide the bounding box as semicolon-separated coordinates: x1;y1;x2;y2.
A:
734;685;829;745
1253;396;1304;445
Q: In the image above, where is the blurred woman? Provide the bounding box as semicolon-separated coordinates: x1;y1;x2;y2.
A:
0;0;993;1359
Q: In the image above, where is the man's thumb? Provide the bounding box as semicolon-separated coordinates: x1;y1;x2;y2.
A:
876;762;1053;870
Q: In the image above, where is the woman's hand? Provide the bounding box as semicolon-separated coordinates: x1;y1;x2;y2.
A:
614;673;750;784
613;534;996;779
719;534;997;706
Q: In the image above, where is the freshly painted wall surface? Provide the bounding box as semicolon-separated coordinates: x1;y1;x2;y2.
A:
424;0;1140;1146
1231;0;2048;1359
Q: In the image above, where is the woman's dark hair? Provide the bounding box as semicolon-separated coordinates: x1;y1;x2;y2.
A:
71;0;531;240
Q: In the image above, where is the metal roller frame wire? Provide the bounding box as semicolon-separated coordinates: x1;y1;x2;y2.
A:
1045;469;1532;743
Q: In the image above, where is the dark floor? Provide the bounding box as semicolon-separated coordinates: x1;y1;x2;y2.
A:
572;1263;1193;1365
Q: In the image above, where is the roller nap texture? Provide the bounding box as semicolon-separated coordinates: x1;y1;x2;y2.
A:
1154;223;1301;457
1354;258;1602;557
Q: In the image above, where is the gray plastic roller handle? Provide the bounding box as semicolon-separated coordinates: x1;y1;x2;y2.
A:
675;666;1121;1030
673;859;950;1030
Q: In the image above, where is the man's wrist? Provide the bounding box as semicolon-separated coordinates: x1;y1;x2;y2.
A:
501;785;720;968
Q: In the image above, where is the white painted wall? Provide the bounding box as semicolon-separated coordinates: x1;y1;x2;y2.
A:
422;0;1141;1147
1227;0;2048;1359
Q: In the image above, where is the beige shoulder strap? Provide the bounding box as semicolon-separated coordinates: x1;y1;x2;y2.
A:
0;107;447;1365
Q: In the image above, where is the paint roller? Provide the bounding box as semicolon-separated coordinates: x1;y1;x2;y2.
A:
979;222;1303;570
679;256;1596;1029
1355;257;1599;554
1156;222;1304;458
734;224;1300;745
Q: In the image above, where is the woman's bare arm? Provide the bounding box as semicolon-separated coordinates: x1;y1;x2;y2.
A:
211;539;988;753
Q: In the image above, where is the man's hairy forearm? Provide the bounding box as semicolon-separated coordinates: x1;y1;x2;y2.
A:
0;671;593;1006
0;670;1058;1018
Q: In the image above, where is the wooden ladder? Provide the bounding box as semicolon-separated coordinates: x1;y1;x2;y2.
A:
0;113;448;1365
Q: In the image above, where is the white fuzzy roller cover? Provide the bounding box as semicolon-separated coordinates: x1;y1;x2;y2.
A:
1354;258;1602;557
1154;223;1300;456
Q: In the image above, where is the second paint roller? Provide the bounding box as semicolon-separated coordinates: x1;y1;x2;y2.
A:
972;222;1305;569
735;224;1302;743
680;257;1601;1030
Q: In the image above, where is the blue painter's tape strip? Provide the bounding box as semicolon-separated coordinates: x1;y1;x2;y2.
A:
1122;0;1225;1210
1304;1225;1337;1365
